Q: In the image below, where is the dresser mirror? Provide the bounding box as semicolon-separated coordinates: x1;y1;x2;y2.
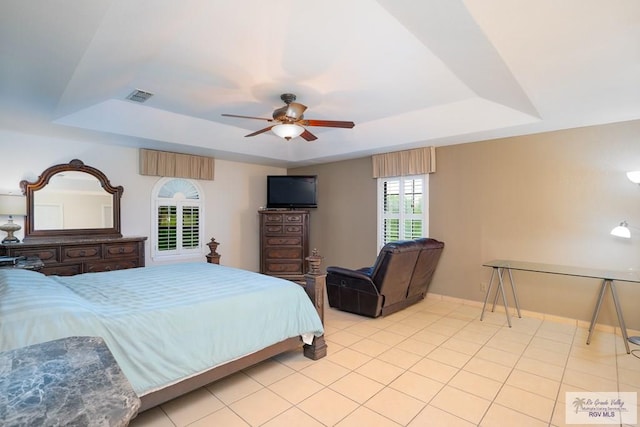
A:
20;159;123;241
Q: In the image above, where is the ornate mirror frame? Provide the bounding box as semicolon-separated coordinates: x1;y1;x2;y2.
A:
20;159;123;241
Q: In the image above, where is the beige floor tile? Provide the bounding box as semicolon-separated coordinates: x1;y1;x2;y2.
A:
228;388;291;426
562;368;618;391
273;348;319;371
388;371;444;402
528;336;572;355
535;328;575;345
242;359;295;386
522;344;569;367
383;321;422;337
329;372;385;403
440;336;484;356
326;347;372;370
299;358;350;386
448;370;502;401
408;404;476;426
343;322;382;337
481;403;549;427
129;407;174;427
410;356;460;383
377;347;422;369
364;387;426;425
327;330;365;347
268;372;324;404
355;358;405;384
485;334;529;355
494;384;555;423
350;338;392;357
188;407;250;427
452;328;495;346
506;368;560;400
368;329;407;346
475;345;520;367
430;385;491;425
463;356;512;383
261;407;325;427
565;354;617;379
161;388;224;427
297;388;359;426
205;371;263;405
427;345;473;368
335;406;402;427
411;329;450;346
394;337;437;357
516;356;564;382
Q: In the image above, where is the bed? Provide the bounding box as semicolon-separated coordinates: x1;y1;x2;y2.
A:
0;261;326;412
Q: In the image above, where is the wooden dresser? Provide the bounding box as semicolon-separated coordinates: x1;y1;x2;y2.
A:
0;237;147;276
259;210;309;282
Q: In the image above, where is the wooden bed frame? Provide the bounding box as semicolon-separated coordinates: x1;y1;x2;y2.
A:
138;240;327;412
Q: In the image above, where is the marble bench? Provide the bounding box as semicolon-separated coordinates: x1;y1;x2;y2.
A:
0;336;140;427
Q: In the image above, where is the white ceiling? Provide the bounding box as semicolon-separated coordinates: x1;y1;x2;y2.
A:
1;0;639;167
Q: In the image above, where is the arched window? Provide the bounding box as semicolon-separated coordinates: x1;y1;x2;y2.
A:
151;178;204;260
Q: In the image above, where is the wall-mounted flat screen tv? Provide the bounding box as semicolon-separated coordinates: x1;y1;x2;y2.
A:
267;175;318;209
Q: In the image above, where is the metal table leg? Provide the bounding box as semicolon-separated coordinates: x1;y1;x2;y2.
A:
480;267;496;321
507;268;522;319
587;279;607;345
497;267;512;327
609;281;631;354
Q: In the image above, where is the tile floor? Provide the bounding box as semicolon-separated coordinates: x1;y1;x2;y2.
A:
129;296;640;426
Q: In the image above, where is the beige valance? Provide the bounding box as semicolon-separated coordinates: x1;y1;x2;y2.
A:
139;149;214;180
372;146;436;178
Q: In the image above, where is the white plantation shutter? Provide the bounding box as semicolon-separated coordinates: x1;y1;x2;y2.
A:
378;175;428;249
152;178;204;260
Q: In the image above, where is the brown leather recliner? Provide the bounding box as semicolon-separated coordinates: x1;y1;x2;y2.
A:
326;238;445;318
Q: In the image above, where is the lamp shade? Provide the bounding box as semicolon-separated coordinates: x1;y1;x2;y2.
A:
611;221;631;238
272;124;304;140
626;171;640;184
0;194;26;216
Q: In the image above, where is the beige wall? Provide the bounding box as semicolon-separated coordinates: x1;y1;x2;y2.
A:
293;119;640;330
290;156;378;270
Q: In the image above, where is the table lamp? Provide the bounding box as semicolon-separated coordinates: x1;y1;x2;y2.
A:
0;194;27;243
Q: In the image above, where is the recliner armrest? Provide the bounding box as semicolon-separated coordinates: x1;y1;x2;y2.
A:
326;266;380;295
327;266;371;281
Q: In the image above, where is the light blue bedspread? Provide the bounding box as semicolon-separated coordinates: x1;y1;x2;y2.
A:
0;263;324;396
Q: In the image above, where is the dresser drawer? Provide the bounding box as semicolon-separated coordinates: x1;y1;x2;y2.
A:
264;213;284;223
284;214;303;223
9;247;58;264
284;225;302;234
104;242;139;259
265;247;303;259
265;261;303;274
265;237;301;246
62;245;101;261
86;259;139;273
42;263;82;276
264;225;283;234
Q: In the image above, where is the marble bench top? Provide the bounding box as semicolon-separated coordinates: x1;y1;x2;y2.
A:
0;336;140;427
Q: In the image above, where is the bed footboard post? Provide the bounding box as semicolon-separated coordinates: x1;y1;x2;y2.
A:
206;238;221;265
303;249;327;360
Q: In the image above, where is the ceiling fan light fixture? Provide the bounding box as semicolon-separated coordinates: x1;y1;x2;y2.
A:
272;124;304;141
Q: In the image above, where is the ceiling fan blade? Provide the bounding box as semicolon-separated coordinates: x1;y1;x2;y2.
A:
300;129;318;142
245;126;274;137
301;119;355;129
222;113;274;122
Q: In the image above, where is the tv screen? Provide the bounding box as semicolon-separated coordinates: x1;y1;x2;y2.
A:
267;175;317;209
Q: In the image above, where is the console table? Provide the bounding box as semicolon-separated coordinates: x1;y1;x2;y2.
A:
0;336;140;426
481;260;640;354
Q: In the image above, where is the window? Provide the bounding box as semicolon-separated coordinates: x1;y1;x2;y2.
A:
152;178;204;260
377;174;428;249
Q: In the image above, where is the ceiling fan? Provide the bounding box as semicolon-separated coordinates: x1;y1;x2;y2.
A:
221;93;355;141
